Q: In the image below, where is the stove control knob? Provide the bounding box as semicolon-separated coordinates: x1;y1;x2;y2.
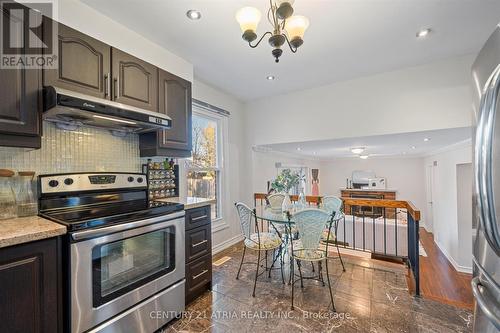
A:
137;177;144;183
127;176;134;182
48;180;59;188
64;178;74;186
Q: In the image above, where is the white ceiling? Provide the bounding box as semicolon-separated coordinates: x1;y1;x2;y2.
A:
258;127;472;159
81;0;500;102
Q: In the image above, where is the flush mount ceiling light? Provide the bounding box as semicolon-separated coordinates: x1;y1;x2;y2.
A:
267;75;276;80
359;155;369;160
235;1;309;63
416;28;431;38
351;147;365;154
186;9;201;20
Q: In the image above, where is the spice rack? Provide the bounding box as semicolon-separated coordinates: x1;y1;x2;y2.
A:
142;160;179;200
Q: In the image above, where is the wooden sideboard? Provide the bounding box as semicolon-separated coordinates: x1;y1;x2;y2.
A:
340;189;397;218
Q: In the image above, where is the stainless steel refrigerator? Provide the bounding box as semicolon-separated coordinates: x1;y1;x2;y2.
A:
472;24;500;333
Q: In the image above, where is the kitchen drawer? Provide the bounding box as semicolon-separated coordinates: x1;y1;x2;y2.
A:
185;253;212;304
185;205;211;231
185;223;211;263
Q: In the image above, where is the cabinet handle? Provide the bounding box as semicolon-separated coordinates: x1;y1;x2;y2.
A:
191;215;208;222
113;77;119;99
104;73;110;97
191;239;208;248
192;269;208;280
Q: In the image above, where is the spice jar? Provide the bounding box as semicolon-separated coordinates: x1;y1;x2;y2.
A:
15;171;37;217
0;169;17;220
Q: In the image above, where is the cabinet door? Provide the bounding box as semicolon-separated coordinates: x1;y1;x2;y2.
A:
43;21;111;99
158;69;192;151
0;238;61;333
112;48;158;111
0;4;41;147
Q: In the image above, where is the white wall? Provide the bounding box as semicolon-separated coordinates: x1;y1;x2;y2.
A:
320;157;427;223
250;152;428;225
191;79;247;252
244;55;473;146
424;142;473;273
38;0;193;81
251;150;322;195
457;163;473;271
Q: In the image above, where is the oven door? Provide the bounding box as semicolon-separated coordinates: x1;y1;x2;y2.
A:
70;211;185;333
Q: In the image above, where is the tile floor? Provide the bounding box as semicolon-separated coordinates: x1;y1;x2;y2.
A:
162;244;473;333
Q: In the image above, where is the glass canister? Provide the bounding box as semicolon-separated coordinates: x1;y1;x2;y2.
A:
0;169;17;220
15;171;37;217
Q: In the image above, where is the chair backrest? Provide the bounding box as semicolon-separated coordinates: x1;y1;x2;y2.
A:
322;196;343;216
235;202;254;239
292;209;331;250
267;193;285;209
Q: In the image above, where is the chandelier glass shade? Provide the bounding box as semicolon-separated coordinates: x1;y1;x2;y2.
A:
235;0;309;63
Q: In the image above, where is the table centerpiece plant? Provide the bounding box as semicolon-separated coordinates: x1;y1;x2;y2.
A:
271;169;302;212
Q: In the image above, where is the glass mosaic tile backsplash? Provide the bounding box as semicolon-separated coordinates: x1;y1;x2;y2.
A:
0;122;141;175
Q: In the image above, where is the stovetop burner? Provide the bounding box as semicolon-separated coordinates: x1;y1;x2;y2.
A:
38;172;184;232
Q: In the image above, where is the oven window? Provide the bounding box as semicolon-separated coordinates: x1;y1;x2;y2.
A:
92;227;175;307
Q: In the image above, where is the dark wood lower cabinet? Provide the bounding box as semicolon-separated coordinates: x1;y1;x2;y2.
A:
0;237;62;333
185;205;212;304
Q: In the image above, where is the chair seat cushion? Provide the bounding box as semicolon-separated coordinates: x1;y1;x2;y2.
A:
293;248;327;261
244;232;282;250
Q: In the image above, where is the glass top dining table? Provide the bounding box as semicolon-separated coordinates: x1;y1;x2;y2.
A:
254;205;339;225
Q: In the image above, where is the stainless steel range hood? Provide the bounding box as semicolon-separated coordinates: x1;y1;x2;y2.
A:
43;86;171;134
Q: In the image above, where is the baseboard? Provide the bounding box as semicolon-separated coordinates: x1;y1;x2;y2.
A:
434;240;473;274
212;234;244;255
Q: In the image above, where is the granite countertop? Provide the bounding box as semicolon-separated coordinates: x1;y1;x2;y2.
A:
158;196;216;210
0;216;67;249
340;188;398;192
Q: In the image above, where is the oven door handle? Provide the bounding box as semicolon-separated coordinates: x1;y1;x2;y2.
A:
71;210;185;241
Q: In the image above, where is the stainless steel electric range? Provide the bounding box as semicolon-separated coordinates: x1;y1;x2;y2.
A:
38;172;185;333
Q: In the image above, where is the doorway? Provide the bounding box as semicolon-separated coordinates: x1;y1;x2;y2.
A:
425;163;435;232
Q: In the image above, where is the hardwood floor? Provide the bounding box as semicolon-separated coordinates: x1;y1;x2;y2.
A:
409;228;473;309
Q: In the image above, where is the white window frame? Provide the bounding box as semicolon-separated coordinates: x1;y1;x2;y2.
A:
186;105;228;230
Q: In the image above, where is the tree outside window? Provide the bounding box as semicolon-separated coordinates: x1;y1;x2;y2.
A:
187;114;221;220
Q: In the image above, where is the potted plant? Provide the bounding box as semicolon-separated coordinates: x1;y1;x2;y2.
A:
271;169;301;212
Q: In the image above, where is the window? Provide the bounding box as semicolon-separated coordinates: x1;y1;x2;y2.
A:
186;110;224;220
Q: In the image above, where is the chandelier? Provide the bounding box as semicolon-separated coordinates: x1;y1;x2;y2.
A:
236;1;309;63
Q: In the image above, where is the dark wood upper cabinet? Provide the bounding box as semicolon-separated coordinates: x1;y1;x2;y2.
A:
0;3;42;148
139;70;192;157
158;69;192;151
0;237;62;333
43;21;111;99
112;48;158;111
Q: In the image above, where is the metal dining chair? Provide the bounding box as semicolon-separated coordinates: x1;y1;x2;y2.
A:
267;193;286;209
234;202;284;297
290;209;336;311
321;196;346;272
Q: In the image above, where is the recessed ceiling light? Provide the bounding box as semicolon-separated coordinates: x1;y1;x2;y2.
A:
266;75;275;80
411;146;416;149
296;147;301;151
424;138;430;142
359;155;369;160
186;10;201;20
416;28;431;38
402;151;407;155
351;147;365;154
